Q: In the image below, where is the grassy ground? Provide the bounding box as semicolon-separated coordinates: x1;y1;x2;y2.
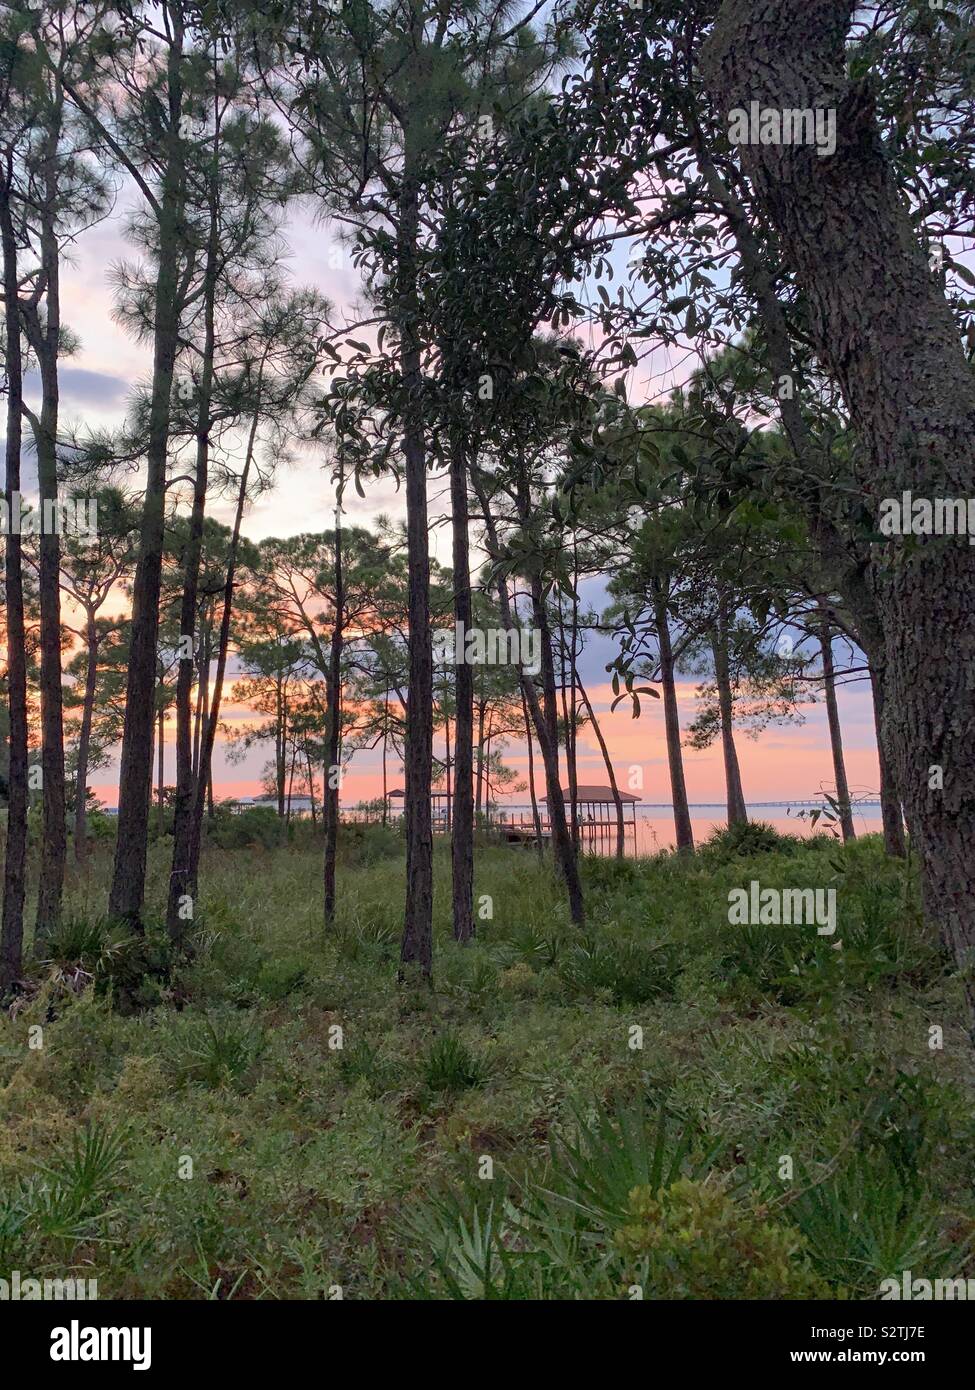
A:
1;824;973;1299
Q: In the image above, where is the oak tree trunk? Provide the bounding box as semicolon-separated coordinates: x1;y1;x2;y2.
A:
704;0;975;997
870;665;907;859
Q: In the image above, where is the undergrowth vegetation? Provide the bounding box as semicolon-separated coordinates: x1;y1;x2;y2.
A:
1;831;972;1299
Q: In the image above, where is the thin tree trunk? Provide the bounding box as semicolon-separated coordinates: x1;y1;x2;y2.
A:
73;616;99;867
443;688;451;830
472;467;584;923
306;751;317;828
655;593;694;853
703;0;975;1012
276;677;286;817
167;179;218;945
521;688;544;859
189;419;257;889
449;432;474;942
381;690;389;825
870;665;906;858
31;126;66;940
323;494;344;926
109;26;186;924
568;543;580;849
0;164;28;990
558;601;579;852
575;674;625;859
285;738;297;826
712;601;748;827
397;155;434;981
157;699;165;838
475;699;486;816
192;619;209;782
819;617;856;842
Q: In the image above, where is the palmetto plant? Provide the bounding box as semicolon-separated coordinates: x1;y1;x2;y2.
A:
540;1100;724;1232
169;1012;265;1090
0;1123;129;1262
397;1100;725;1298
787;1151;958;1296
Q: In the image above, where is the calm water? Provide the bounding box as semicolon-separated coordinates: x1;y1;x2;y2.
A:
492;803;887;856
629;804;885;856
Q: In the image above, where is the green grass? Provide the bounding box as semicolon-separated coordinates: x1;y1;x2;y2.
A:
1;830;972;1299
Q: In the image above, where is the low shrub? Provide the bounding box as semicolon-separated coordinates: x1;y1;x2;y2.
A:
702;820;801;862
421;1034;486;1093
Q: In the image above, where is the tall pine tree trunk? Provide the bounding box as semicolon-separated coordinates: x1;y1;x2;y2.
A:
0;164;28;991
166;193;217;947
323;499;344;926
109;30;185;925
31;133;66;940
397;151;434;979
449;432;474;941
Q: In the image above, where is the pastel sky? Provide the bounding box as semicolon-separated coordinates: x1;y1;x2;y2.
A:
20;181;883;812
